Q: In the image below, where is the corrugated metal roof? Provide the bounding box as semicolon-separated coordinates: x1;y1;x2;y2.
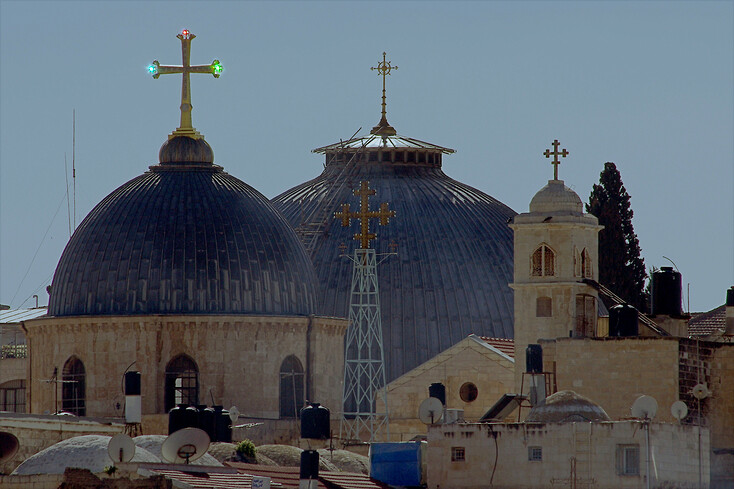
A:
477;336;515;358
0;307;47;323
149;467;256;488
226;462;389;489
313;133;455;154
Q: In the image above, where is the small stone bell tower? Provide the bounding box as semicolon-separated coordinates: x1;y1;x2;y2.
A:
509;140;603;391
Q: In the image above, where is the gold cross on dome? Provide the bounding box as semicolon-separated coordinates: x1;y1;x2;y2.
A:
149;29;223;139
370;52;398;136
543;139;569;180
335;181;396;249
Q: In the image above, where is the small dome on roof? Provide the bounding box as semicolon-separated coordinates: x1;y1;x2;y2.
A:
526;390;611;423
529;180;583;214
12;435;159;475
158;136;214;166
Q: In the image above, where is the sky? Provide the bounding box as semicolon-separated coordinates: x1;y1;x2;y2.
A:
1;1;732;313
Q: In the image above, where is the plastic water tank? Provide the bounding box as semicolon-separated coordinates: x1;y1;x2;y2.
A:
197;405;216;441
652;267;682;316
429;383;446;406
300;450;319;479
212;406;232;443
609;304;639;337
124;371;141;395
300;402;330;439
526;344;543;373
168;404;198;434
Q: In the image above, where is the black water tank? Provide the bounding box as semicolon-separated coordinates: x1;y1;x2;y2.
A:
726;287;734;307
526;344;543;374
429;383;446;406
124;371;141;396
300;402;330;439
212;406;232;443
652;267;682;316
609;304;639;337
197;405;216;441
300;450;319;479
168;404;198;434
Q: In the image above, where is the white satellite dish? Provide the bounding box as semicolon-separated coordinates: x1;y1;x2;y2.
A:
0;432;19;463
161;427;210;464
229;405;240;424
671;400;689;421
418;397;444;425
692;383;710;400
107;433;136;463
631;395;658;420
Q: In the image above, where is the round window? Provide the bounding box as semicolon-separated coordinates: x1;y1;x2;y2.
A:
459;382;478;403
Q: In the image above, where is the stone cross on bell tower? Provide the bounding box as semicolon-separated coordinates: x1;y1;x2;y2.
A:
149;29;223;139
543;139;569;180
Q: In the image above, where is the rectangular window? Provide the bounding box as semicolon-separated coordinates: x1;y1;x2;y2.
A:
536;297;552;317
616;444;640;475
451;446;465;462
528;446;542;461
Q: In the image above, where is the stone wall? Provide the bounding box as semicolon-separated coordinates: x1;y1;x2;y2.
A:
426;421;709;489
540;337;681;423
24;315;346;424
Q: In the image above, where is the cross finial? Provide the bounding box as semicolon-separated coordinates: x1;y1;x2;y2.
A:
335;181;396;249
370;52;398;137
543;139;569;180
149;29;223;140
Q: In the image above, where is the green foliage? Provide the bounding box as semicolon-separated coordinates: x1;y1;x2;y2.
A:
103;465;117;476
587;162;648;311
235;439;257;458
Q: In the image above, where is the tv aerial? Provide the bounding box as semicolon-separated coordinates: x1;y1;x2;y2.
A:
631;395;658;420
670;400;688;422
692;383;710;400
418;397;444;425
0;432;19;463
161;428;210;464
107;433;136;463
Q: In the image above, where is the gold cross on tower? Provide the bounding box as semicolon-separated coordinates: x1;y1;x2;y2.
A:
149;29;223;140
543;139;569;180
370;52;398;137
335;181;396;249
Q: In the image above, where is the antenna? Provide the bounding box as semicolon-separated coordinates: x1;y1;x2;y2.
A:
107;433;136;463
631;395;658;420
692;383;710;400
418;397;444;425
64;153;71;237
72;109;76;230
671;400;688;422
161;428;210;464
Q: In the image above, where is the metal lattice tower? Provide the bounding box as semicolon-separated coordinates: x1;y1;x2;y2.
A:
335;181;395;443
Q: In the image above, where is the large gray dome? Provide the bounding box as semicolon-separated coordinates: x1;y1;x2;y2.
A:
49;136;318;317
272;132;516;381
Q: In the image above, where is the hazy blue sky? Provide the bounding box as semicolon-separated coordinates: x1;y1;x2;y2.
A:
1;1;732;313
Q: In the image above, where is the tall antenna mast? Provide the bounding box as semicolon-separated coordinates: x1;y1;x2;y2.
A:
72;109;76;230
64;153;71;237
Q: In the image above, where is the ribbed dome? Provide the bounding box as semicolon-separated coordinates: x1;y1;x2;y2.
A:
49;137;318;317
525;390;611;423
529;180;583;214
272;133;516;382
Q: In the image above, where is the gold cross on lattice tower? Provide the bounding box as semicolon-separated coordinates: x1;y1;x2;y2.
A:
543;139;569;180
370;52;398;136
335;181;395;249
149;29;222;139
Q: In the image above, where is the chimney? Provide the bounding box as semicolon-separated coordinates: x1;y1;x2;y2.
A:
725;287;734;336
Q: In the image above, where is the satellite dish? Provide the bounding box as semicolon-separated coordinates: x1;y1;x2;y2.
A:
107;433;136;463
671;400;689;421
418;397;444;425
0;432;19;463
631;395;658;420
161;427;210;464
692;383;710;400
229;405;240;424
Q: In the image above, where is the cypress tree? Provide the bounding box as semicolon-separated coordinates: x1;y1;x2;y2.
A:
587;162;648;311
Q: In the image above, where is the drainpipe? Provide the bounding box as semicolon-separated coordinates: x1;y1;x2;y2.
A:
306;315;314;402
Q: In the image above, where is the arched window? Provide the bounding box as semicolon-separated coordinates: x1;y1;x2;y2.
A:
164;355;199;412
279;355;305;419
531;244;555;277
575;294;597;338
0;379;26;413
575;248;593;278
536;297;552;317
62;356;86;416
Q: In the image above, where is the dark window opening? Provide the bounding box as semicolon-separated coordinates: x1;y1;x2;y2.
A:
165;354;199;412
280;355;305;418
62;356;86;416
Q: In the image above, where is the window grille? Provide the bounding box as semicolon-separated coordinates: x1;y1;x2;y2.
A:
531;245;555;277
279;355;305;418
451;446;465;462
616;444;640;475
0;379;26;413
528;446;542;461
164;355;199;412
62;357;86;416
